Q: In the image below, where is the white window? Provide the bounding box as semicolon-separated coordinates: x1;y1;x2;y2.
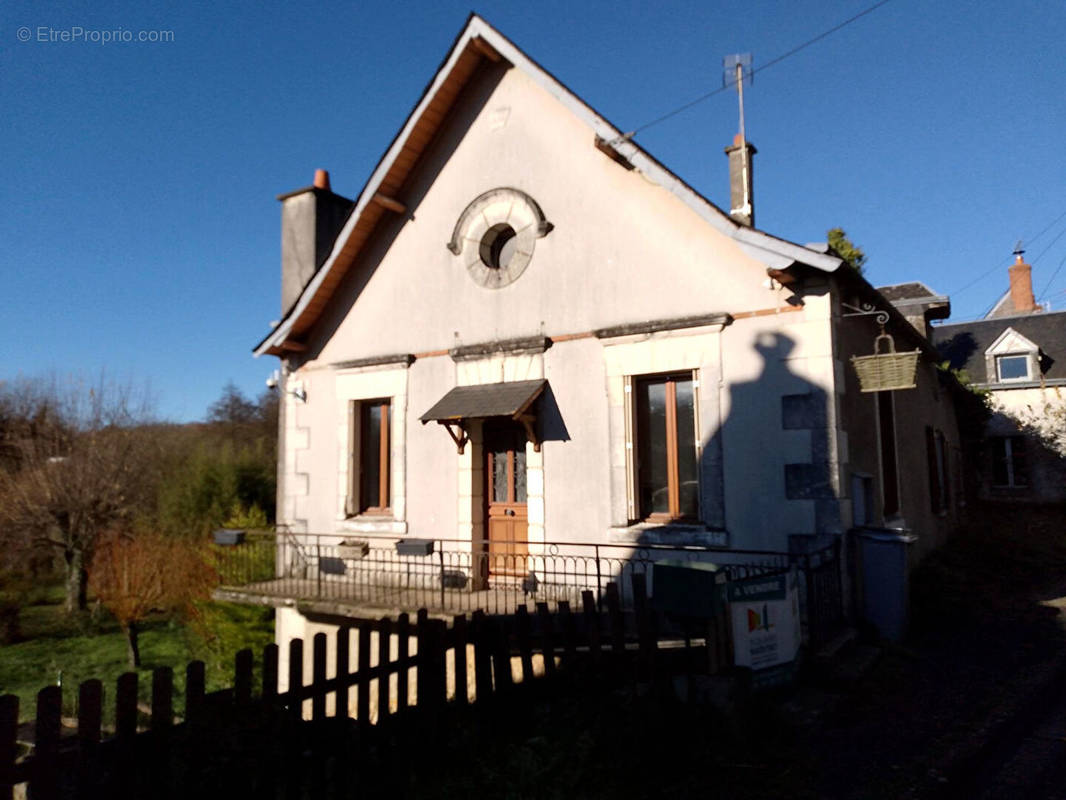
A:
985;327;1039;384
996;354;1030;382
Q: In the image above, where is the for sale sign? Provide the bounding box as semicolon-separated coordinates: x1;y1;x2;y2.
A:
728;568;801;684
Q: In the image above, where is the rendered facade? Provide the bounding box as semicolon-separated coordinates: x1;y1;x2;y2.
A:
252;16;967;658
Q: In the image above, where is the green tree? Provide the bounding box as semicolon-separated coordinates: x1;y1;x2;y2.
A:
828;227;867;274
153;383;278;537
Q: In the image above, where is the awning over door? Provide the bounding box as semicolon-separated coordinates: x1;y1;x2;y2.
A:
420;379;546;453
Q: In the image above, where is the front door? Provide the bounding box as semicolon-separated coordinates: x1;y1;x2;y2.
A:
484;420;528;577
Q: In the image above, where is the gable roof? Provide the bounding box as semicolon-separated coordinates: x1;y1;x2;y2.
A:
985;289;1013;319
985;326;1040;356
933;310;1066;383
255;14;842;357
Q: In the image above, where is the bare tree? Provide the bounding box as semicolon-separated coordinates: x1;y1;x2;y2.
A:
0;375;158;613
89;527;217;668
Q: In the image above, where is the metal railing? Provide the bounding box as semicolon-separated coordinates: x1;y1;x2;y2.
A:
214;531;792;616
213;531;845;649
792;539;845;650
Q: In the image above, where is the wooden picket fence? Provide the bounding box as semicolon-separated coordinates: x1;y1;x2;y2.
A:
0;575;734;798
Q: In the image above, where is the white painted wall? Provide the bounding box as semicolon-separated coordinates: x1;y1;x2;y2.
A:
277;60;840;554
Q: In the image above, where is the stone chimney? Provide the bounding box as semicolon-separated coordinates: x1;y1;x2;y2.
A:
724;133;756;227
1008;252;1038;314
278;169;353;316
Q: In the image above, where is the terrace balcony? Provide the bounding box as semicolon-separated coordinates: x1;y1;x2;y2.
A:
211;530;837;638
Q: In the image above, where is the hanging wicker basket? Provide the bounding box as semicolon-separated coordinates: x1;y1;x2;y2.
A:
851;332;920;392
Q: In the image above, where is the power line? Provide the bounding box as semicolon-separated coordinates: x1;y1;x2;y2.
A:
613;0;893;142
1038;250;1066;301
1029;223;1066;267
950;257;1014;298
1023;207;1066;250
948;208;1066;297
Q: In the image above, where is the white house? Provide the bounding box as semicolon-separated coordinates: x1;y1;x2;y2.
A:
248;15;966;656
934;253;1066;501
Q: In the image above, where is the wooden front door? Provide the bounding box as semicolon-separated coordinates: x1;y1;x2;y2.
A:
484;420;528;577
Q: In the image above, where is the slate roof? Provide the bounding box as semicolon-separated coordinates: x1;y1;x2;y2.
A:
877;282;941;302
932;310;1066;382
420;380;546;422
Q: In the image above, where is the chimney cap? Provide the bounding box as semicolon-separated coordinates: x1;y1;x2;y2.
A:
313;169;331;191
724;134;757;155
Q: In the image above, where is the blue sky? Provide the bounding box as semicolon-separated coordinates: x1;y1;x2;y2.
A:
2;0;1064;421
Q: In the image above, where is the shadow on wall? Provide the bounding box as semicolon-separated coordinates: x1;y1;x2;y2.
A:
628;330;838;559
936;331;977;376
538;382;570;444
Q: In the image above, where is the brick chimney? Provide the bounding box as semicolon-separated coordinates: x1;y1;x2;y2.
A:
1008;252;1038;314
277;169;352;316
724;133;756;227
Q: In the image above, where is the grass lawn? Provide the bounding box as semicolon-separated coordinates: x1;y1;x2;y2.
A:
0;585;275;725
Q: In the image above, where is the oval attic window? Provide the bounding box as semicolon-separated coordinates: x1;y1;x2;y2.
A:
480;223;518;270
446;188;553;289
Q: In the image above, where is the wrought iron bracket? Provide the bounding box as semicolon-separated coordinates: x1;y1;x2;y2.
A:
841;301;889;326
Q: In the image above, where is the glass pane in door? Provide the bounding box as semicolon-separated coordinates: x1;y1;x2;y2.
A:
674;378;698;518
637;379;669;514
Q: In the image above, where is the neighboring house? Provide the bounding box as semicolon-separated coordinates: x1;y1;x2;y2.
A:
934;254;1066;502
248;15;965;653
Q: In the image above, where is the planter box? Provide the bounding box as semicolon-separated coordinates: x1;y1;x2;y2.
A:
395;538;434;557
441;569;468;589
213;529;245;546
337;540;370;560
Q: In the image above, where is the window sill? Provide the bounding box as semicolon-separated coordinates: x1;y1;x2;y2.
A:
608;523;728;548
337;517;407;535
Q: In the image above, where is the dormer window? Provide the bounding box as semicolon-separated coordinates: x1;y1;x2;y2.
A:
984;327;1040;385
996;354;1031;382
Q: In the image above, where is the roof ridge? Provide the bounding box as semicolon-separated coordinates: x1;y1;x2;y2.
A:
255;15;842;357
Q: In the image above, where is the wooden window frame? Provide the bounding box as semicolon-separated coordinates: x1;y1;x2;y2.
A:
485;422;527;505
349;398;391;516
632;372;699;523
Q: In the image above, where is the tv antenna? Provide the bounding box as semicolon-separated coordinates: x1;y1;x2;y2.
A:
723;54;753;145
1013;240;1025;257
